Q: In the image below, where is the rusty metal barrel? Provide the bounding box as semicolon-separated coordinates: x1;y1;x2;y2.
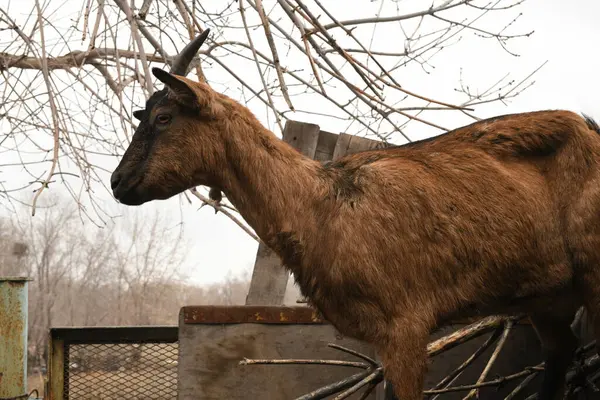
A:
0;277;31;399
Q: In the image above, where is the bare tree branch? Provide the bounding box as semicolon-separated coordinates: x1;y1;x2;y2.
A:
0;0;538;232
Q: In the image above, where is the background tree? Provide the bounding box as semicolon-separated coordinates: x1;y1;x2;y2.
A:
0;194;250;373
0;0;541;374
0;0;536;228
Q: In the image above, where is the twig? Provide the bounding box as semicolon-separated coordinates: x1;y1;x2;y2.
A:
1;0;540;231
332;367;383;400
430;325;504;399
112;0;168;60
463;319;514;399
114;0;153;95
84;0;103;55
238;0;284;133
294;369;375;400
294;0;385;101
31;0;60;217
240;357;369;369
138;0;153;20
0;49;170;71
314;0;470;32
242;315;528;399
327;343;378;366
276;0;326;95
427;346;599;396
427;316;523;357
424;365;544;395
312;0;470;113
255;0;294;110
188;188;259;242
504;371;539;400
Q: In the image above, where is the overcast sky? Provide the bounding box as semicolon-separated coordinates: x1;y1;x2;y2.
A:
2;0;600;288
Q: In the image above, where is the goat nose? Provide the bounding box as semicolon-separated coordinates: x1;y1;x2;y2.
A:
110;171;122;190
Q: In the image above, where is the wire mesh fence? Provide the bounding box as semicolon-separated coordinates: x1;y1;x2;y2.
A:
49;326;178;400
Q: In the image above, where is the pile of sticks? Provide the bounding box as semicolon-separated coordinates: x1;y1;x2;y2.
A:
241;311;600;399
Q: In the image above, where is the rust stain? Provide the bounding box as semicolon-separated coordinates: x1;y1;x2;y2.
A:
279;312;288;322
0;279;28;398
183;305;328;325
181;305;531;326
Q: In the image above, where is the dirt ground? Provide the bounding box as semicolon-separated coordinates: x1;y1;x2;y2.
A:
28;367;177;399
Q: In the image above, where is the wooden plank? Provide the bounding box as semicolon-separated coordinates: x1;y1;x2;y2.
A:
280;120;321;157
245;243;290;306
177;309;377;400
245;120;321;306
314;130;339;161
332;132;390;160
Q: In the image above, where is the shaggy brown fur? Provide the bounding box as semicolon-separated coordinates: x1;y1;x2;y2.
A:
111;60;600;399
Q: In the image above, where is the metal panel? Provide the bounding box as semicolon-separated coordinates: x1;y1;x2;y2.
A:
50;326;178;344
47;326;178;400
178;305;377;400
0;277;31;399
182;305;324;325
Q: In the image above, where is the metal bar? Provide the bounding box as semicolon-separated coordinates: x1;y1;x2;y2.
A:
0;277;31;399
49;326;178;344
47;326;179;398
182;305;324;325
47;335;64;400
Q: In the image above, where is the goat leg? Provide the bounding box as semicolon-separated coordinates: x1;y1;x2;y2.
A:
530;314;578;400
571;235;600;397
377;320;430;400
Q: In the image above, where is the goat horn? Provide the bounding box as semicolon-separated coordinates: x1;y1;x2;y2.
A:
170;29;210;77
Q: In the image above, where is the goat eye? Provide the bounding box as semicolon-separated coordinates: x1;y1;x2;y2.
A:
156;114;171;124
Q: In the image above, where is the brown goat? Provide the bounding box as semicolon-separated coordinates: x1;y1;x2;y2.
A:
111;30;600;400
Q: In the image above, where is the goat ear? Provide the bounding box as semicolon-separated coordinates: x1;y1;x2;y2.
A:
152;67;197;106
133;110;145;120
